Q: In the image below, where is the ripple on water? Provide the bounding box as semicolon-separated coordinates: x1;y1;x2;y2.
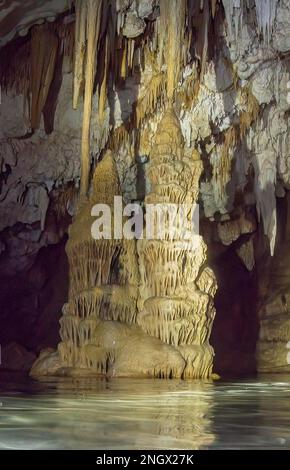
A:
0;373;290;449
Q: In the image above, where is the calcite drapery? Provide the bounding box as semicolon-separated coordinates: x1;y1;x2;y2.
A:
138;109;217;378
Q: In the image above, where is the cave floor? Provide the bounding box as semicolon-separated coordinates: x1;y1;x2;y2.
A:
0;373;289;450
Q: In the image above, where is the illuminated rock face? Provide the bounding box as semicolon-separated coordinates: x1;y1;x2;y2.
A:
31;114;217;379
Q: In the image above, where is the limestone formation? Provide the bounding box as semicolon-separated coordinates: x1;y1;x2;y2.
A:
137;109;216;379
30;147;185;378
56;150;139;373
31;116;217;379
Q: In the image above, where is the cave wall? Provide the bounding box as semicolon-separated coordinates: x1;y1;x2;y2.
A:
256;191;290;372
1;0;290;375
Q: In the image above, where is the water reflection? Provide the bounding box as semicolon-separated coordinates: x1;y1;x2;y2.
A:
0;373;290;449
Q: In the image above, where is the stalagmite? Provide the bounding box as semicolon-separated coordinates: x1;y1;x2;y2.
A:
55;150;140;373
137;109;217;378
31;149;188;379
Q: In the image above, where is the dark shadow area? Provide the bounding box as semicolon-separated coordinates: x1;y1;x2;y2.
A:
208;239;259;377
0;236;69;358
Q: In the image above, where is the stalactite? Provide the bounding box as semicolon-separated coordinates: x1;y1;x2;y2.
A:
120;38;128;79
177;66;200;110
128;39;135;69
98;35;109;123
0;38;30;95
30;25;58;130
223;0;278;44
55;20;75;61
73;0;87;109
211;0;218;18
254;155;277;256
222;0;243;41
220;127;236;186
210;84;259;207
73;0;119;195
254;0;278;43
0;17;74;130
211;139;234;206
80;0;103;197
159;0;186;100
187;0;214;80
